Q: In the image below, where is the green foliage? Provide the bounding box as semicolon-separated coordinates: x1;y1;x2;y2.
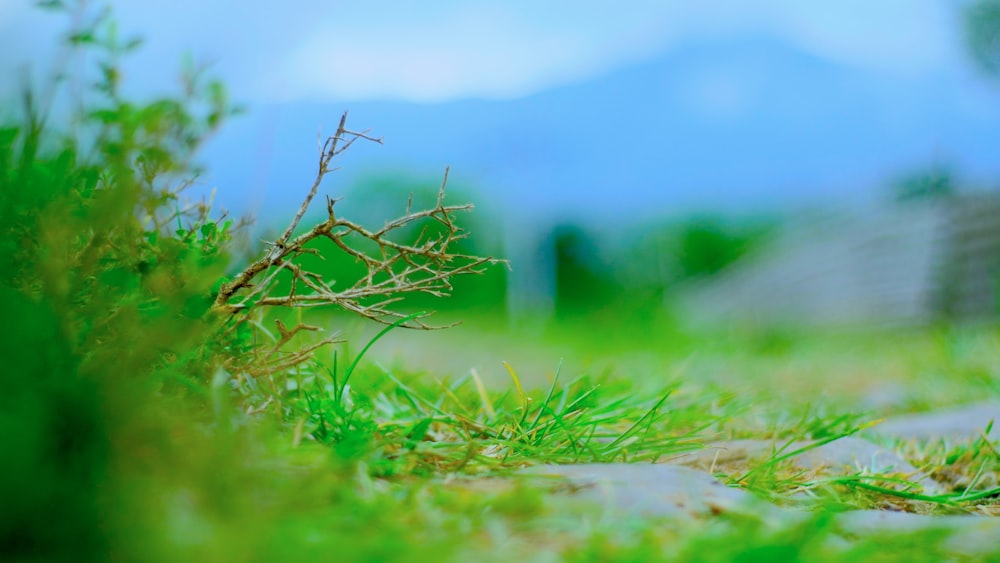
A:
0;8;236;376
347;174;507;313
551;224;623;318
892;167;955;203
263;172;507;315
966;0;1000;79
665;215;774;281
269;352;705;477
2;4;504;558
0;3;238;559
542;216;775;325
3;4;999;562
0;290;108;558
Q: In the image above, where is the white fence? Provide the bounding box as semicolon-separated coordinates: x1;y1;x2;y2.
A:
680;195;1000;327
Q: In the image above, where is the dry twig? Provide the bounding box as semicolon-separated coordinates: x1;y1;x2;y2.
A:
214;112;502;376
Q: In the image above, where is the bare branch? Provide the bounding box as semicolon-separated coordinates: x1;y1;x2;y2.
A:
214;114;505;377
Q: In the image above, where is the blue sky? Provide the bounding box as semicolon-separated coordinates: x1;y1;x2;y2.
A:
0;1;969;102
3;1;1000;225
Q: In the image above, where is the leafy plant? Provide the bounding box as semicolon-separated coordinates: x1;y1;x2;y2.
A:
0;1;498;559
1;2;240;559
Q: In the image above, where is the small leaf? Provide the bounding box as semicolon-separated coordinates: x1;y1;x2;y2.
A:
68;31;95;45
405;418;435;449
88;109;119;124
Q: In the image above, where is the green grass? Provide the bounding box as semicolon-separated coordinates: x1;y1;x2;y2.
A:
4;5;997;558
112;315;992;562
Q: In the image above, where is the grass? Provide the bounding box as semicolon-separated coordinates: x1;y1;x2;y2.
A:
7;5;998;559
128;313;994;562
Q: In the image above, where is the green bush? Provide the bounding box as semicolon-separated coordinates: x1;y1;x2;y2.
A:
0;4;238;558
0;3;497;559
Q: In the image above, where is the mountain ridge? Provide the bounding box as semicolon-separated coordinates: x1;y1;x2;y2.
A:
202;34;1000;224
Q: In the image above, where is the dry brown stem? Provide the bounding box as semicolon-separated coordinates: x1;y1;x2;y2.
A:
214;112;502;376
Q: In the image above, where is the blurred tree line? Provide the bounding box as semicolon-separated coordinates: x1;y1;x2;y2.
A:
255;0;1000;328
261;173;777;324
256;172;508;317
966;0;1000;79
549;216;776;322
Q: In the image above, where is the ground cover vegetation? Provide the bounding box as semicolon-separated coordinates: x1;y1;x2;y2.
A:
3;2;1000;562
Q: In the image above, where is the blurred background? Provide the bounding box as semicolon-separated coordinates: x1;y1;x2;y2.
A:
3;0;1000;354
5;7;1000;561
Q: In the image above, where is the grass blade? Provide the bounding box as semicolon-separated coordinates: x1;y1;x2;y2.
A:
342;311;423;391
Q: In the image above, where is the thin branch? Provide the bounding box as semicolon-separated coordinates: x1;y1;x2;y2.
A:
214;114;505;377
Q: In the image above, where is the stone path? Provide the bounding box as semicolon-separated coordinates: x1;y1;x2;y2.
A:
668;436;943;494
523;463;769;519
869;401;1000;442
520;401;1000;555
837;511;1000;555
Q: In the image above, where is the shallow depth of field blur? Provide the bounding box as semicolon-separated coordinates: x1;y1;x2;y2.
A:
5;1;999;349
3;1;1000;561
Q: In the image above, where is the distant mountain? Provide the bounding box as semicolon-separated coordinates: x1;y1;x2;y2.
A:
201;34;1000;226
